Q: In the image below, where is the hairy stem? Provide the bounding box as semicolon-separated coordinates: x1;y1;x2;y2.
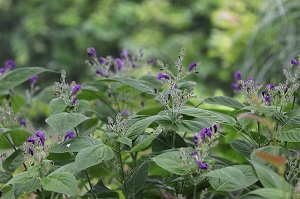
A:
117;143;128;199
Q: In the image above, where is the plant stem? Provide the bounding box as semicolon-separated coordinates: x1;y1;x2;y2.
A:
172;131;176;149
85;169;96;199
257;121;261;147
292;96;296;110
39;169;45;199
193;183;197;199
117;143;128;199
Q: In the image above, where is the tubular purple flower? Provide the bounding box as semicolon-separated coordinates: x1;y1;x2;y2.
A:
27;136;35;144
71;97;77;105
20;119;26;127
268;84;275;89
36;130;45;146
189;62;197;72
265;95;271;106
96;68;104;76
234;71;242;81
190;151;198;157
116;58;123;71
290;59;299;66
123;110;130;115
87;47;97;57
200;128;208;142
231;83;240;91
121;50;129;58
197;160;209;170
147;58;155;64
0;68;4;74
99;57;106;64
71;84;81;95
64;131;75;141
157;73;169;80
206;128;212;138
5;60;15;70
193;134;199;146
29;75;38;85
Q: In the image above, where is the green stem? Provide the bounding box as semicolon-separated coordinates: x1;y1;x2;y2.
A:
193;183;197;199
292;96;296;110
85;170;96;199
74;127;79;137
172;131;176;149
39;169;45;199
50;192;55;199
117;143;128;199
257;121;261;147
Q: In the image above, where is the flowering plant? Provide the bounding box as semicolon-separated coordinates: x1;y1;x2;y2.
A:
0;48;299;199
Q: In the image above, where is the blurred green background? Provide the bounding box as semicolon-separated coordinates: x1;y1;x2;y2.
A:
1;0;300;96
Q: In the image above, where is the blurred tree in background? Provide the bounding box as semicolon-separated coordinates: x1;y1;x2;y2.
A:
1;0;299;96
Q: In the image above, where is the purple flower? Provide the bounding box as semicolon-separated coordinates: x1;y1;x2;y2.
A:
29;75;38;85
0;68;4;74
121;50;129;58
197;160;209;170
116;58;123;71
20;119;26;127
268;84;275;89
193;134;199;146
265;95;271;106
71;84;81;95
123;110;130;115
190;151;198;157
290;59;299;66
262;90;267;96
234;71;242;81
147;58;155;64
231;83;241;91
27;136;35;144
189;62;197;72
206;128;212;138
5;60;15;70
157;73;169;80
0;189;2;197
36;130;45;146
87;47;97;57
173;84;177;89
96;68;104;76
64;131;75;141
71;97;77;105
99;57;106;64
200;127;211;142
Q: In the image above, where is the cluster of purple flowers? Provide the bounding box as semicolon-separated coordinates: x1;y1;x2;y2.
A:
27;130;46;154
231;71;242;91
0;60;15;75
261;84;275;106
71;84;81;105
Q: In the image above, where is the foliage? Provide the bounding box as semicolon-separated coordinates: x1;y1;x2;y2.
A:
0;46;300;199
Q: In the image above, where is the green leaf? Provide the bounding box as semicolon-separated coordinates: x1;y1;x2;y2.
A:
251;161;292;191
99;77;154;94
126;161;150;197
178;106;236;124
230;139;255;158
51;162;79;175
0;67;54;92
245;188;291;199
250;146;290;166
75;145;114;170
126;115;163;140
284;114;300;127
49;98;67;114
277;128;300;142
202;96;245;109
41;172;77;196
176;119;211;134
14;179;40;198
130;128;162;152
2;149;24;171
116;136;132;147
50;136;102;153
152;148;194;175
85;178;111;195
2;185;15;199
6;165;40;185
0;129;32;149
45;112;89;135
205;165;258;192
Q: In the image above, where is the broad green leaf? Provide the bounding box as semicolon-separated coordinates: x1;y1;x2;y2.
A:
50;136;102;153
250;146;290;166
205;165;258;192
126;115;163;140
230;139;255;158
0;129;32;149
277;128;300;142
284;114;300;127
6;165;40;185
139;75;163;90
51;162;79;175
152;148;194;175
2;149;24;171
178;106;236;124
2;185;15;199
116;136;132;147
41;172;77;196
49;98;66;114
77;100;93;112
130;128;162;152
245;188;291;199
0;67;54;92
99;77;154;94
202;96;245;109
85;178;111;195
251;162;292;192
176;119;211;133
45;112;89;135
151;132;188;152
125;161;150;197
14;179;40;198
75;145;114;170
